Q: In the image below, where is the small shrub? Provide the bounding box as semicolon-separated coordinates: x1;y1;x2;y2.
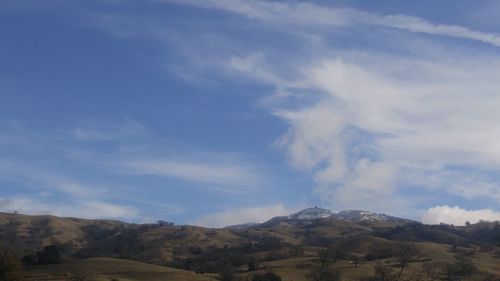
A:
219;265;237;281
308;264;341;281
37;245;62;265
453;255;476;276
251;272;282;281
0;250;23;281
482;274;500;281
247;256;259;271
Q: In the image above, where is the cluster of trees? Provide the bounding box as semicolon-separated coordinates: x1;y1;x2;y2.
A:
218;265;281;281
358;252;486;281
0;250;23;281
76;227;144;259
22;245;62;265
443;255;477;281
175;234;500;281
374;222;500;249
170;245;250;273
157;220;175;227
206;232;500;281
251;272;282;281
308;257;341;281
170;235;289;273
319;240;423;281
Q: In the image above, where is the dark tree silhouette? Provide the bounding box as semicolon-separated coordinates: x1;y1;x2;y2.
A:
247;256;259;271
373;261;396;281
219;265;238;281
308;263;341;281
252;272;282;281
290;245;304;258
418;262;439;281
393;241;421;281
0;250;23;281
37;245;62;265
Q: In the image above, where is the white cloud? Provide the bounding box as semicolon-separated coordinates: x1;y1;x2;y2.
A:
81;201;138;219
120;159;264;191
268;54;500;206
417;171;500;204
0;160;107;199
330;160;395;202
72;119;147;141
374;14;500;46
56;0;500;215
421;205;500;225
190;204;288;228
69;147;270;192
0;197;138;220
37;175;108;198
227;54;287;86
166;0;500;47
144;1;500;209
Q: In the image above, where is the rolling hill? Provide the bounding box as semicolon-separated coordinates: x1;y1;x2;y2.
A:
1;209;500;280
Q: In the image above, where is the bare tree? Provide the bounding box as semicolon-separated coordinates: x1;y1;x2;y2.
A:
219;265;238;281
308;263;341;281
371;261;396;281
393;241;421;281
290;245;304;258
418;262;439;281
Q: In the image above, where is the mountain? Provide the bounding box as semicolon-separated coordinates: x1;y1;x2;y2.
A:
332;210;413;223
224;222;259;230
2;210;500;281
262;207;412;225
288;207;333;220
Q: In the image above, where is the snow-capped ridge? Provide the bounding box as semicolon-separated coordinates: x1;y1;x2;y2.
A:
264;207;412;224
288;206;333;220
332;209;411;223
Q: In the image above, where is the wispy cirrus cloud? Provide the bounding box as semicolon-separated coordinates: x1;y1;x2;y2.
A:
5;0;500;225
164;0;500;46
74;148;270;193
119;158;264;191
270;55;500;212
72;119;146;141
135;1;500;219
0;119;269;222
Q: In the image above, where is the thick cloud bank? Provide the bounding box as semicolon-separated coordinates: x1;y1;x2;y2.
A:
421;205;500;225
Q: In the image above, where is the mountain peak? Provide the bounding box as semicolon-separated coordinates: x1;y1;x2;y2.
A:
333;209;411;223
288;207;333;220
264;207;412;225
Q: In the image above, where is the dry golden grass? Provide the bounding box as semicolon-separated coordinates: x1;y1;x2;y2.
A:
3;212;500;281
23;257;215;281
235;243;500;281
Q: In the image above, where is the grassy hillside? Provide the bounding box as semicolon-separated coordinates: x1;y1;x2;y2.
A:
1;212;500;280
23;257;214;281
0;212;244;265
0;213;129;256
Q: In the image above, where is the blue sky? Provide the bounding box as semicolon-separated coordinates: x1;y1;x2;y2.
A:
2;0;500;227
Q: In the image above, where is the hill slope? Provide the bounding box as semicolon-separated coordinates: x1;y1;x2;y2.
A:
24;257;213;281
2;210;500;280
